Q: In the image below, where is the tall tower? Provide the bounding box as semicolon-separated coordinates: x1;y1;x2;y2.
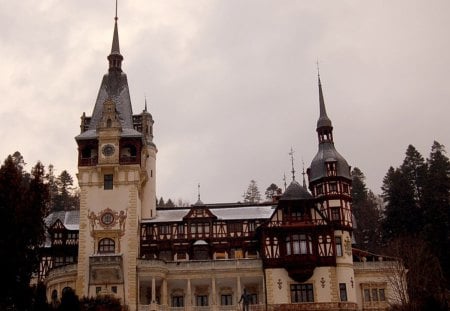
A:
308;74;355;304
74;10;156;311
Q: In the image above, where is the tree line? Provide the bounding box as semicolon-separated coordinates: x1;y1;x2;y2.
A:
352;142;450;310
1;142;449;309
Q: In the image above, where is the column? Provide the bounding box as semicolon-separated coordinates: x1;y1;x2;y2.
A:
187;278;192;310
237;276;242;298
162;279;167;307
151;277;156;304
212;276;217;311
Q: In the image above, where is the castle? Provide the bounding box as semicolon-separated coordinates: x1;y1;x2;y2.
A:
39;10;400;311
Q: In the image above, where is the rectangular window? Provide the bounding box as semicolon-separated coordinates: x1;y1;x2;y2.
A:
290;284;314;303
339;283;347;301
228;222;243;234
335;237;343;256
159;225;171;235
372;288;379;301
111;286;117;294
364;289;371;302
96;287;101;294
221;294;232;305
343;184;349;194
379;289;386;301
316;185;323;195
247;221;255;232
172;296;184;307
329;182;338;193
331;208;340;221
177;224;184;237
54;256;64;267
196;295;208;306
104;174;113;190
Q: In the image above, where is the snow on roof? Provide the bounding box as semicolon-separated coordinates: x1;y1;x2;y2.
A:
45;210;80;230
142;205;276;223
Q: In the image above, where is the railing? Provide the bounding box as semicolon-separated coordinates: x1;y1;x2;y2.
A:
138;258;262;272
79;157;98;166
353;260;398;271
46;263;78;280
138;304;265;311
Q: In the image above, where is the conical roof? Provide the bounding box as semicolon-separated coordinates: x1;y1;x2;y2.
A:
280;180;313;201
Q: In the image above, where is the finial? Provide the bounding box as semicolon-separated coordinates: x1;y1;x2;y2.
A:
197;183;201;201
302;158;307;189
144;95;148;112
289;147;296;181
283;173;287;191
316;60;320;79
115;0;118;21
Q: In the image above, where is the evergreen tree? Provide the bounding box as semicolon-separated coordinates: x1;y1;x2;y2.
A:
351;167;381;252
166;198;175;208
0;153;49;310
243;180;261;203
158;197;165;207
265;183;280;200
422;141;450;282
381;164;420;241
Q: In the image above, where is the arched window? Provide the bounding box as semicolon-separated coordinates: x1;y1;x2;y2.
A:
98;238;115;254
107;118;112;128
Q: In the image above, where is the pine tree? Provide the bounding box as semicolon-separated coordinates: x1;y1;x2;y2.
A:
381;166;418;241
422;141;450;282
0;153;49;310
265;183;280;200
243;180;261;203
351;167;381;252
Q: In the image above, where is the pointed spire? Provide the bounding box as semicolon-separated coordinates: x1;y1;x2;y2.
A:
283;173;287;191
302;159;307;189
144;96;148;112
108;0;123;72
194;183;204;206
289;147;296;181
316;65;332;129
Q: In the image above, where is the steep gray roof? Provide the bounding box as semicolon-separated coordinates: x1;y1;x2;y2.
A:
280;180;313;200
142;205;276;223
45;210;80;231
75;17;141;141
309;142;351;182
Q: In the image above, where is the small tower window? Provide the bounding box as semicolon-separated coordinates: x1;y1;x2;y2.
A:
335;237;343;256
107;118;112;127
329;182;338;193
326;162;337;176
104;174;113;190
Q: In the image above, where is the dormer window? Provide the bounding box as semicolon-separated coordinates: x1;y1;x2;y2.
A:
326;162;337;176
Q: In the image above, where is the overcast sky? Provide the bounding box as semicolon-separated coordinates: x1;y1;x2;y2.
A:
1;1;449;204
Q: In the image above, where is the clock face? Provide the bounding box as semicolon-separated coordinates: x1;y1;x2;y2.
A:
101;212;114;225
102;144;115;156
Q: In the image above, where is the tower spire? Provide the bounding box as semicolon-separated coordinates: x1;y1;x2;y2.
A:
317;72;332;129
108;0;123;72
302;159;307;189
289;147;296;181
